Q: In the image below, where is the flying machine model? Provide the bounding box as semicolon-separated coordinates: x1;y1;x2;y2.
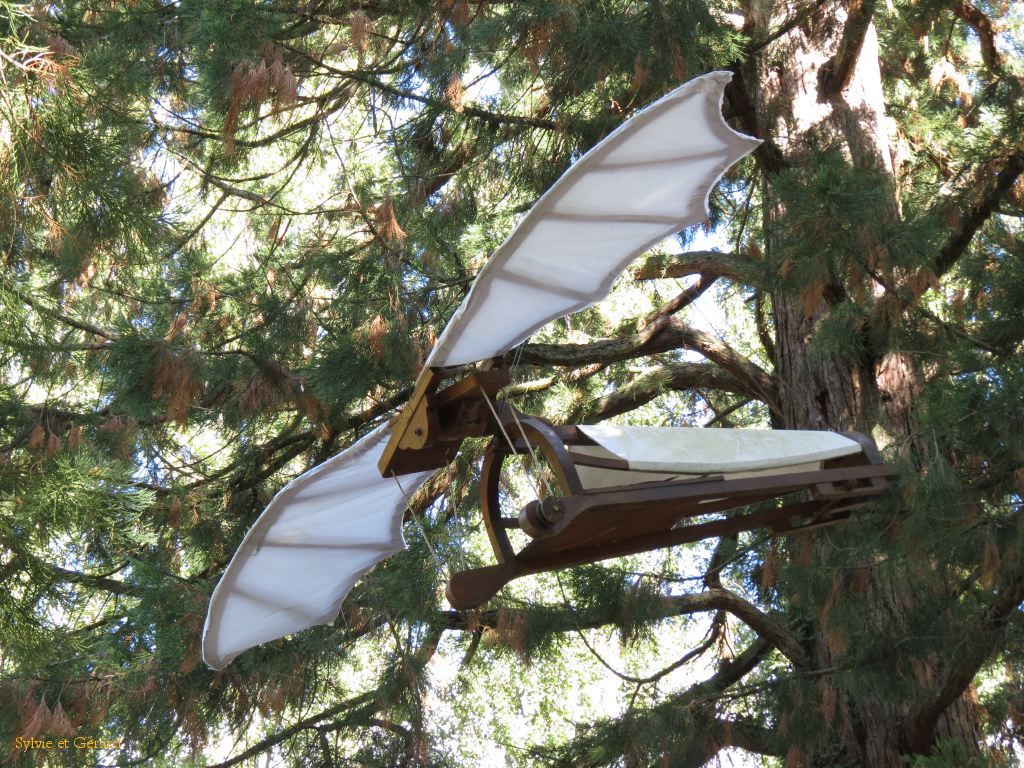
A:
202;72;894;670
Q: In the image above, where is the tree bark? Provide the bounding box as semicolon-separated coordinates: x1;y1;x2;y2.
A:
745;2;981;763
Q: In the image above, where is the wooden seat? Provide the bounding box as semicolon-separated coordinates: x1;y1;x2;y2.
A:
446;413;894;609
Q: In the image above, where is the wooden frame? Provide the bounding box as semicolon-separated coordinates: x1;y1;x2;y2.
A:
378;363;509;476
445;412;895;609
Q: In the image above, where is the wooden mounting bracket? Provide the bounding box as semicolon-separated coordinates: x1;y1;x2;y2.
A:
378;362;509;477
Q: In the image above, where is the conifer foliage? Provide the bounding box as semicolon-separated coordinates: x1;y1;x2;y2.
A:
1;1;1023;766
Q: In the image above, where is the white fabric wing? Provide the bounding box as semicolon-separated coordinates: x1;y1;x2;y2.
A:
202;425;435;670
427;71;761;369
577;425;862;476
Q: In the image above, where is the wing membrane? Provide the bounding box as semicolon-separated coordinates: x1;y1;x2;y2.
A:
202;425;434;670
427;71;761;369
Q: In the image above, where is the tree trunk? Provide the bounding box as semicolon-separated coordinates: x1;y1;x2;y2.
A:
746;2;981;763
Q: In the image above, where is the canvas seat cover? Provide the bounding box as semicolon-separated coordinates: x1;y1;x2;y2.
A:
571;425;862;490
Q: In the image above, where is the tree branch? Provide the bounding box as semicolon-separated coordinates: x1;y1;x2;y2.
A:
287;48;557;131
686;716;785;767
582;362;748;421
547;637;772;768
520;318;779;414
642;273;718;325
672;588;808;668
903;560;1024;753
819;0;878;97
720;716;785;756
204;175;274;205
19;293;119;341
207;692;377;768
440;587;807;668
632;250;751;282
933;150;1024;280
951;1;1000;71
41;562;144;597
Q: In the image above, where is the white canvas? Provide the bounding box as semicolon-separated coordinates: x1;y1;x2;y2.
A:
427;71;761;369
577;425;862;475
202;425;434;670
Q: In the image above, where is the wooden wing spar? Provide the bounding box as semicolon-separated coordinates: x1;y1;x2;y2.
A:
203;71;895;670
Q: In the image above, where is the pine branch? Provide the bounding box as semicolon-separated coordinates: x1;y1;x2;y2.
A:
44;563;143;597
693;717;785;765
286;48;558;131
204;175;274;206
933;150;1024;280
228;432;319;495
702;396;753;427
440;587;807;667
206;692;378;768
642;273;718;325
582;362;747;421
951;2;1001;71
148;84;351;151
18;292;119;341
675;588;808;668
819;0;878;97
548;637;772;768
520;318;779;414
902;560;1024;753
401;463;456;523
632;250;751;282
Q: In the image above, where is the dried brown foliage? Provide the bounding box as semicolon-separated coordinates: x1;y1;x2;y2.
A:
632;53;649;92
47;34;77;60
11;692;75;745
368;314;389;360
168;496;183;530
374;195;406;243
28;423;46;451
257;685;285;716
190;279;217;316
490;607;529;661
761;540;779;590
523;21;558;75
224;52;299;152
164;311;188;342
48;701;75;738
441;0;471;25
445;72;465;113
236;374;283;415
981;529;1002;588
349;10;372;55
99;414;138;456
152;349;202;425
